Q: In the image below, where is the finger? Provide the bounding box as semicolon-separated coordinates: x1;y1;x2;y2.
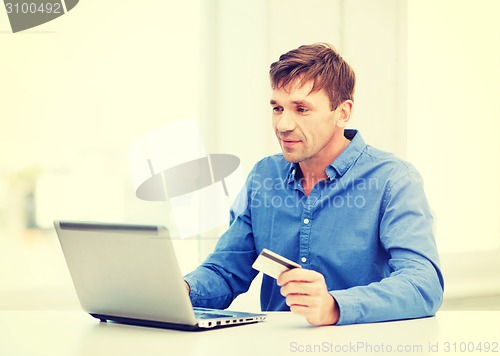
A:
285;294;311;308
289;304;310;317
289;294;324;309
281;280;326;298
277;268;321;286
280;282;308;297
290;305;324;325
281;282;321;297
277;269;301;286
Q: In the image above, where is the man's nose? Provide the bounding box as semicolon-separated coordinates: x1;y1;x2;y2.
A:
276;110;296;133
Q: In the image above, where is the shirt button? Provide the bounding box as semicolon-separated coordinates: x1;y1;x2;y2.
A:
301;257;307;263
303;218;310;224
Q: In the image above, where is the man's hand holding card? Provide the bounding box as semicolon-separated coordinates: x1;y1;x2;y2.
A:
252;249;339;326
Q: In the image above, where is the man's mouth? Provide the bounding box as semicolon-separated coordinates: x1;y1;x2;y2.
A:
281;138;301;148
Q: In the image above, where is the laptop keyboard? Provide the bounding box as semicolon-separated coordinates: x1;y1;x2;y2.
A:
194;311;235;319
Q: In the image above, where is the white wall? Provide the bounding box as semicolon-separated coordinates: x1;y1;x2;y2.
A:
0;0;205;300
407;0;500;297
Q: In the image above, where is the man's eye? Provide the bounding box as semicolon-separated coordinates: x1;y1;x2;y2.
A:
297;107;309;113
272;106;283;113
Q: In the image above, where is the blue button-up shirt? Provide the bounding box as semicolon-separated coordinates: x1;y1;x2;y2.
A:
184;129;444;325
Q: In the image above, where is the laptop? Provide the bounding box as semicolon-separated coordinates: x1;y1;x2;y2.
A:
54;220;266;331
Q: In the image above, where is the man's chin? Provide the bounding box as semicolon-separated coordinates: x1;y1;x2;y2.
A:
281;151;301;163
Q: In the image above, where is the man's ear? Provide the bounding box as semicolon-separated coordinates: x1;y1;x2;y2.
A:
335;100;353;128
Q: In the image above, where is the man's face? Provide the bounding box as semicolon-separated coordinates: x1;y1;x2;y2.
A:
271;79;346;165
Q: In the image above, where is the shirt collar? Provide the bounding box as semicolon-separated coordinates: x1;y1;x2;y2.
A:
286;163;300;184
286;129;366;183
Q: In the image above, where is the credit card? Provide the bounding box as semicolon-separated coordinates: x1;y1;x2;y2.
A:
252;248;301;279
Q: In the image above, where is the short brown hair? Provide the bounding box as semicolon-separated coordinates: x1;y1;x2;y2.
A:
269;43;356;110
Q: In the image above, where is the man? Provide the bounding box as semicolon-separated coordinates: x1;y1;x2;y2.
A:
184;43;444;325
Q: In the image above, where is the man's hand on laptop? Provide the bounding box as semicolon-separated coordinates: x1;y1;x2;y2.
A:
277;269;339;326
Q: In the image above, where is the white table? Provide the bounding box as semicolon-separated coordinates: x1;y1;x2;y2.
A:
1;311;499;355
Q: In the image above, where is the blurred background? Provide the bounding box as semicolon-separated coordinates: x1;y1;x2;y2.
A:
1;0;499;311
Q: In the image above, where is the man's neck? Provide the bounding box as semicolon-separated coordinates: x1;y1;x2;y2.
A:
299;135;350;196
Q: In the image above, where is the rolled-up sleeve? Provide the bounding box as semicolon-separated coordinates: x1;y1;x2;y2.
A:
332;170;444;325
184;168;259;309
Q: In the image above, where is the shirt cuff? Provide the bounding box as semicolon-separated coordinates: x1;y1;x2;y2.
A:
184;273;202;306
330;290;361;325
